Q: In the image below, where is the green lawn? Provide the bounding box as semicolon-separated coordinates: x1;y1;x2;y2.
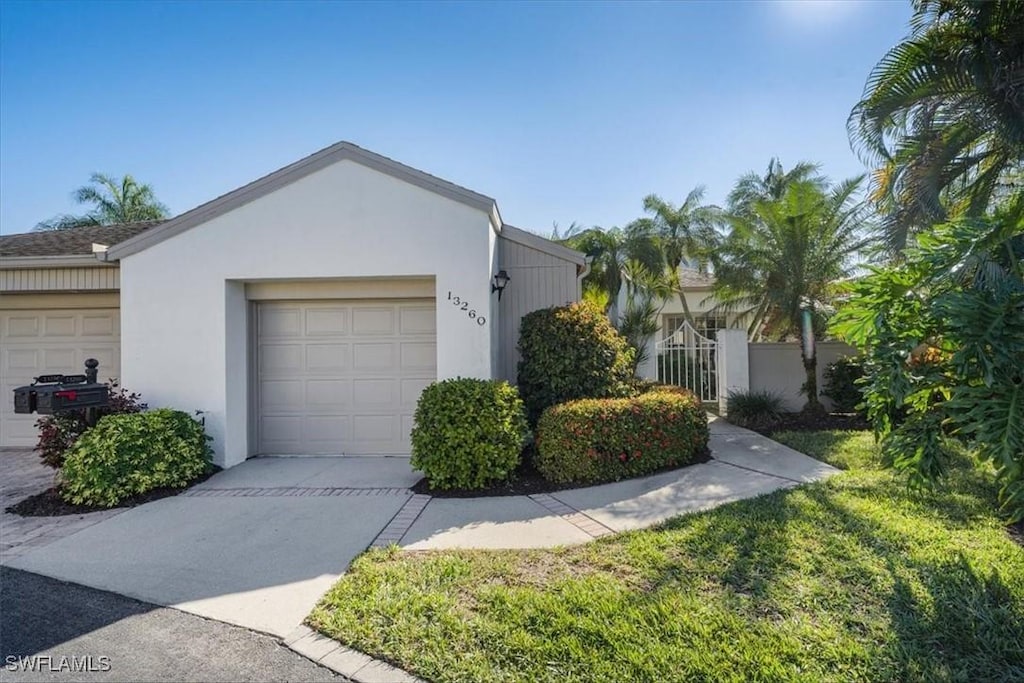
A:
308;431;1024;682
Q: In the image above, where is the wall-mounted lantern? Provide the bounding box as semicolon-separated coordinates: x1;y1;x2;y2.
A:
491;270;511;300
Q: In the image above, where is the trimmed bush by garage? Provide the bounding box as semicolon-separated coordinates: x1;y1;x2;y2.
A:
411;378;529;490
61;409;213;508
517;301;635;425
535;388;709;486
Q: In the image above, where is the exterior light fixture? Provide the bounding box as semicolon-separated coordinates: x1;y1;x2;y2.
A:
491;270;511;300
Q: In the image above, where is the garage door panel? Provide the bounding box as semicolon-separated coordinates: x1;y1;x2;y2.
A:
1;307;120;448
7;349;40;372
400;378;432;406
351;308;395;336
350;415;397;444
305;344;349;372
400;306;436;335
6;316;39;337
44;315;77;337
257;299;435;455
352;343;396;371
260;344;302;375
305;307;348;336
306;416;349;449
259;307;302;337
306;379;351;408
261;380;305;410
400;342;436;371
352;379;395;407
82;314;117;336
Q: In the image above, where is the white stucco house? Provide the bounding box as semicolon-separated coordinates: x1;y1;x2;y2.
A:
0;141;586;466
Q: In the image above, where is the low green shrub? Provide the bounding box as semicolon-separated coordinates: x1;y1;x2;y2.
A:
822;356;867;414
61;409;213;507
411;378;529;490
535;389;709;485
517;302;635;425
726;389;785;430
35;383;147;469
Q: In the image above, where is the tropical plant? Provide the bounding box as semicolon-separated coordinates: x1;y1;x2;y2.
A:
831;197;1024;521
849;0;1024;252
725;389;785;430
35;173;169;231
821;356;867;414
560;224;661;320
61;409;213;507
641;187;719;322
617;259;674;372
710;176;874;412
727;158;826;217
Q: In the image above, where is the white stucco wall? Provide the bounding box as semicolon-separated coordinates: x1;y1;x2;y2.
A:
119;159;495;467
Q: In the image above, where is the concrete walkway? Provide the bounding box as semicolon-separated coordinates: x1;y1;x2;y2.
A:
3;417;838;643
394;415;838;550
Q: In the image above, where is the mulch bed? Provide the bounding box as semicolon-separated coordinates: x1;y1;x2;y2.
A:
747;412;870;437
5;467;221;518
412;447;712;499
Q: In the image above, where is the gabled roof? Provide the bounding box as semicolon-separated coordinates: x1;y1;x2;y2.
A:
0;221;165;259
107;141;501;260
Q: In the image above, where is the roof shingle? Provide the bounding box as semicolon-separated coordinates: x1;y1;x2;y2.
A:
0;221;166;258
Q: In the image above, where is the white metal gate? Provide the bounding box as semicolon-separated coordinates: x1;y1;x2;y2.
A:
655;320;718;402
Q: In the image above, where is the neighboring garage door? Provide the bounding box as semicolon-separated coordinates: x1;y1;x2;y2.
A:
0;305;120;448
257;300;436;455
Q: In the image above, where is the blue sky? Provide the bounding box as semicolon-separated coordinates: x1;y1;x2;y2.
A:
0;0;912;235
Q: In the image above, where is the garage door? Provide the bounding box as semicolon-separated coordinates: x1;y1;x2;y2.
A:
0;307;120;448
257;300;436;455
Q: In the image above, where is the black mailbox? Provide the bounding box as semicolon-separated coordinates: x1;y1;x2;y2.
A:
34;378;109;415
12;361;110;416
13;385;38;414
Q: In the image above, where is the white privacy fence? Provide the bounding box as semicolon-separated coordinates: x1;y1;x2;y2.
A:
654;320;718;402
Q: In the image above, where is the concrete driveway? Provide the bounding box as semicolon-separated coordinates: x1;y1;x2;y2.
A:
6;457;418;638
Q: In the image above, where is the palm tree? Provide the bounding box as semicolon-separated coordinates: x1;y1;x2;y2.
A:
561;223;661;321
35;173;169;231
727;158;826;216
641;187;719;323
711;177;874;412
849;0;1024;252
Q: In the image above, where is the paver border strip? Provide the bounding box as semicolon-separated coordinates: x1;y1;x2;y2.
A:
286;625;425;682
529;493;616;538
370;494;431;548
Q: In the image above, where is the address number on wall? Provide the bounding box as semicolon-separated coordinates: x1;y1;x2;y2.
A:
447;291;486;326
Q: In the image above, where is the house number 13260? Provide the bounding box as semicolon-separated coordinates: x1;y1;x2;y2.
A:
447;291;486;326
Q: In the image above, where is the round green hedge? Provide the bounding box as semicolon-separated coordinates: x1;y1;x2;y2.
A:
411;378;528;490
517;301;635;425
535;388;709;486
61;409;213;507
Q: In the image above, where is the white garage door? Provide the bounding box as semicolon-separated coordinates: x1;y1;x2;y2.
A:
0;307;120;448
257;300;436;455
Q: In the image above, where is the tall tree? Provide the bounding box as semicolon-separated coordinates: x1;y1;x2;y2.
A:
711;177;873;412
35;173;169;231
641;186;719;323
727;158;826;216
849;0;1024;252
